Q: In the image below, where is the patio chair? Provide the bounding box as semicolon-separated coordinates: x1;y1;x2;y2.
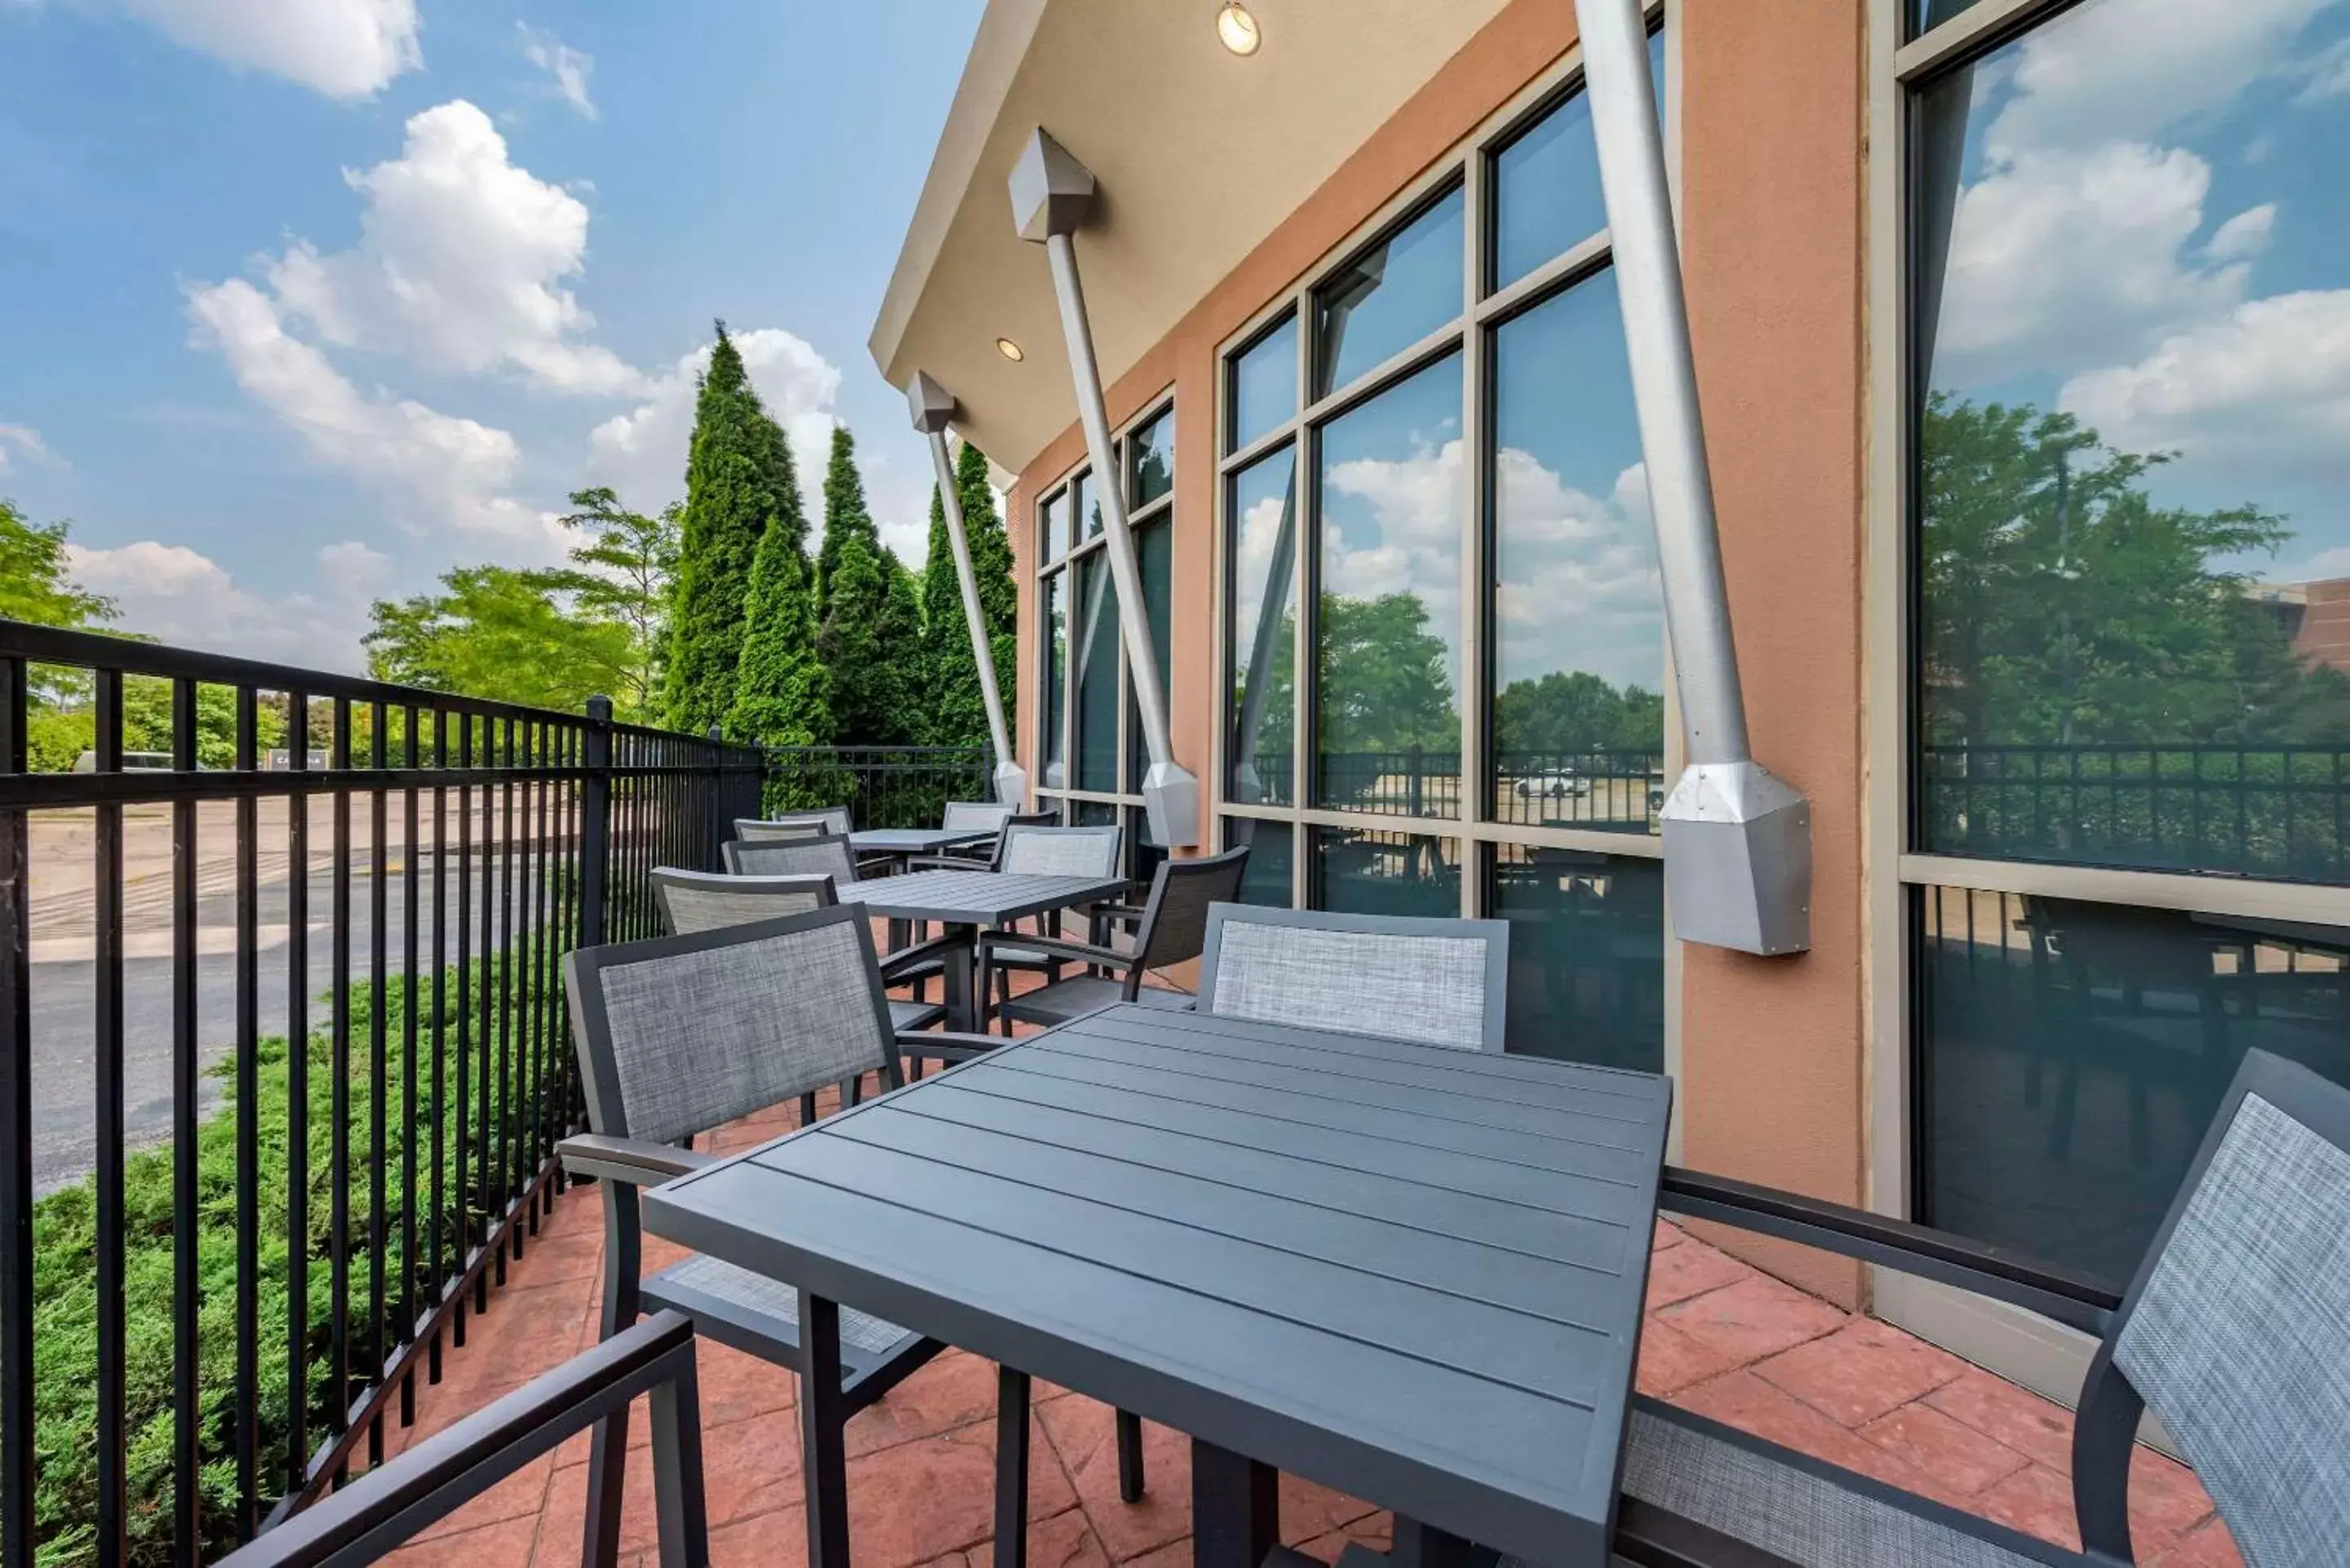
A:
983;845;1250;1032
1477;1047;2350;1568
651;866;947;1041
559;906;1004;1568
932;798;1021;862
721;829;890;883
1194;902;1511;1052
902;808;1060;872
736;806;852;839
216;1311;711;1568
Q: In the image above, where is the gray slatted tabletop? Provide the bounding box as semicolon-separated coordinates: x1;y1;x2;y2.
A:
644;1003;1673;1568
844;867;1128;927
849;827;995;857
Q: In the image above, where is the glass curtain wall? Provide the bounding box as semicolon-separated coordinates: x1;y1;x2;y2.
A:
1033;397;1177;879
1900;0;2350;1274
1216;20;1671;1070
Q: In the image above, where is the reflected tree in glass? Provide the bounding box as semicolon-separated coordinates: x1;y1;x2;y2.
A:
1041;572;1068;788
1073;551;1120;791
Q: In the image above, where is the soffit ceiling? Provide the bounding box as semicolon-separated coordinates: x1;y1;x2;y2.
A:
870;0;1510;476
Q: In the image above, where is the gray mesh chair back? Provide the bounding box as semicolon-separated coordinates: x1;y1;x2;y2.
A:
721;832;858;886
1126;847;1252;994
941;801;1018;834
2069;1048;2350;1564
735;806;851;841
1195;903;1509;1052
996;822;1123;879
563;904;900;1149
652;867;835;935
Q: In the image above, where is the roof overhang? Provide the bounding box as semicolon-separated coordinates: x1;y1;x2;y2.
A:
870;0;1510;476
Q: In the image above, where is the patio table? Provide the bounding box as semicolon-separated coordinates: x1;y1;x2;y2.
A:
849;826;997;864
642;1003;1674;1568
844;867;1130;1030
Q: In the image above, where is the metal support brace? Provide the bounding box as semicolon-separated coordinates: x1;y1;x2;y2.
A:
909;372;1029;806
1575;0;1810;954
1011;126;1200;848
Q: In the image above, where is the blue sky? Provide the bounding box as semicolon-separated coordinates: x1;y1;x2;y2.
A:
0;0;983;670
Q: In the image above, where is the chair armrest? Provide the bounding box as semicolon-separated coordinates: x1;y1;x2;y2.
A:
557;1133;716;1187
978;932;1133;969
1094;901;1149;927
1660;1167;2123;1335
893;1029;1009;1065
854;854;897;878
902;853;981;872
878;932;961;980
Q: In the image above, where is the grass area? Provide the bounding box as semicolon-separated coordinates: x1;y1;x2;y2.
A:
26;944;565;1567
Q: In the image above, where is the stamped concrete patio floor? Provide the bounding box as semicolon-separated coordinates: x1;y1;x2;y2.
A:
373;1074;2245;1568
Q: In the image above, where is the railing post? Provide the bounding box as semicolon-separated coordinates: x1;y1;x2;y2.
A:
580;697;614;950
0;655;31;1567
707;726;728;872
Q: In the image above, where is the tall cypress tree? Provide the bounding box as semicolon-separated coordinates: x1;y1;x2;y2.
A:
917;439;1018;748
663;321;806;733
813;425;875;614
729;515;830;747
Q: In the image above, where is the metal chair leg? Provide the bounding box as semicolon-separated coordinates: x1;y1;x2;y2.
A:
1115;1407;1145;1502
996;1366;1032;1566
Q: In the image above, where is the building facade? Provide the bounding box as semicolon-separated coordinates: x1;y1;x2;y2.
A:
872;0;2350;1404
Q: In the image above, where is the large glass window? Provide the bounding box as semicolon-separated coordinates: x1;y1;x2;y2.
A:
1489;846;1664;1071
1042;572;1067;789
1226;445;1297;806
1315;355;1463;819
1315;186;1465;398
1042;489;1069;563
1072;551;1120;792
1911;0;2350;886
1229;313;1297;454
1217;39;1669;1070
1916;883;2348;1281
1489;29;1665;293
1128;518;1173;795
1312;827;1462;919
1489;268;1661;832
1128;406;1174;508
1225;817;1294;907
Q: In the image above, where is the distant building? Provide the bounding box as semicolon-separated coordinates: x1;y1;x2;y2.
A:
2249;578;2350;675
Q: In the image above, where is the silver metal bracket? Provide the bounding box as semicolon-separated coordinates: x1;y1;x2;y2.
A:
1661;763;1811;956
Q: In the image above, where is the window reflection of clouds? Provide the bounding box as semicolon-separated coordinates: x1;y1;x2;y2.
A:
1318;356;1465;703
1315;188;1465;398
1227;445;1297;805
1927;0;2350;580
1491;270;1660;700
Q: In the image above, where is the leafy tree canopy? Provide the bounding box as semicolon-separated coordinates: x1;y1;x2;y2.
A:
365;565;636;716
554;487;679;721
1493;670;1662;758
729;513;830;747
1;498;113;630
1315;591;1457;755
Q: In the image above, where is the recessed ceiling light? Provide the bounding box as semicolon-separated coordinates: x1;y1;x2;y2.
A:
995;337;1025;361
1216;2;1261;55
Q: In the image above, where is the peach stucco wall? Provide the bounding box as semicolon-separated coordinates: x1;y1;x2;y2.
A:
1004;0;1872;1301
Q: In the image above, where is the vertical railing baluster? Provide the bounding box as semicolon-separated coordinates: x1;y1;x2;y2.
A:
477;716;497;1301
95;665;126;1568
366;699;388;1466
285;691;311;1494
399;706;420;1424
453;714;473;1338
0;655;37;1568
328;697;352;1471
496;716;517;1276
233;688;259;1539
170;676;201;1565
428;710;449;1379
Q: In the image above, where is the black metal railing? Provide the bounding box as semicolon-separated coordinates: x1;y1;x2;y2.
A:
760;745;991;831
1920;742;2350;884
0;620;762;1566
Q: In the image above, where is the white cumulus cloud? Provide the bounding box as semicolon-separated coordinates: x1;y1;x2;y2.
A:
521;25;597;120
262;100;642;395
588;327;845;525
64;538;388;671
121;0;421;100
2061;289;2350;491
185;275;563;556
0;423;56;471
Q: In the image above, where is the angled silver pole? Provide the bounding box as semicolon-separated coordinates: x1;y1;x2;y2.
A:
1010;126;1199;847
909;372;1027;806
1575;0;1810;954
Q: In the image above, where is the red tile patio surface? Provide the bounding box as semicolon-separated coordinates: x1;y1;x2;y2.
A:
363;973;2245;1568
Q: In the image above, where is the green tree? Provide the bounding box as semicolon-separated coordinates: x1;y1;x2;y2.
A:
1493;670;1665;757
807;427;922;743
812;424;873;613
1918;394;2323;748
1316;591;1456;756
555;488;680;721
365;566;636;714
0;498;113;629
916;440;1018;748
663;322;807;733
729;516;830;747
